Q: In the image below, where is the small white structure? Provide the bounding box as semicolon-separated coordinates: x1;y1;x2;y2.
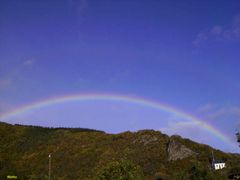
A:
213;160;226;170
211;151;226;170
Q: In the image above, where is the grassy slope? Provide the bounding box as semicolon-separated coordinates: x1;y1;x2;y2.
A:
0;122;239;179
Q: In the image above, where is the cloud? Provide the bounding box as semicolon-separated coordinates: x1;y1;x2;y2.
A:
68;0;88;21
74;77;90;88
22;59;34;66
159;120;217;146
108;70;131;83
192;32;209;46
205;106;240;120
196;103;240;150
193;14;240;46
197;103;214;113
0;58;35;90
0;78;12;89
196;103;240;135
0;101;14;115
160;121;202;134
210;25;223;35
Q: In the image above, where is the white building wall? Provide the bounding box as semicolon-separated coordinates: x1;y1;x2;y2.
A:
214;163;225;170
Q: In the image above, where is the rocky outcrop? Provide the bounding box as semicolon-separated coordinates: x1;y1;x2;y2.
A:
167;139;196;161
133;130;165;146
135;134;158;146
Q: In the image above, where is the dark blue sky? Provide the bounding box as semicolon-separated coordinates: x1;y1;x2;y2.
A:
1;0;240;152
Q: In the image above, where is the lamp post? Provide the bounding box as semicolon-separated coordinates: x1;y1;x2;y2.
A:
48;154;51;180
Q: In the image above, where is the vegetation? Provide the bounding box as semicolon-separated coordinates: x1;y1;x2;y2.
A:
96;159;144;180
0;122;240;179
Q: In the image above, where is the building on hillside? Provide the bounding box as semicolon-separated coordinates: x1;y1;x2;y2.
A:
211;151;226;170
212;160;226;170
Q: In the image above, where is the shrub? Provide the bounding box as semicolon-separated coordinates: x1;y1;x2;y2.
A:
96;160;144;180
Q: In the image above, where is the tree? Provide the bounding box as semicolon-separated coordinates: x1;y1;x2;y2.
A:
228;166;240;179
96;160;144;180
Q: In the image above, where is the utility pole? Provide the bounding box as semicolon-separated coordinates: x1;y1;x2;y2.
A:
48;154;51;180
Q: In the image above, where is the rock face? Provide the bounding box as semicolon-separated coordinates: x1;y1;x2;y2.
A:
135;134;158;146
167;139;196;161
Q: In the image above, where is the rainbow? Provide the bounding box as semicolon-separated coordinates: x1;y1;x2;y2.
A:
0;93;235;147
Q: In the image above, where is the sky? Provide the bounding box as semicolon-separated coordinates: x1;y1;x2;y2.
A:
1;0;240;152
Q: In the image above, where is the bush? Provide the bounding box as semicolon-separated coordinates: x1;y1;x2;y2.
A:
96;160;144;180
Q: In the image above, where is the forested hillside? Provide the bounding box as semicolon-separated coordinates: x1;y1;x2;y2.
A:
0;122;240;179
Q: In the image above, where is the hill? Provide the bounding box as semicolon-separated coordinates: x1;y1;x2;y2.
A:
0;121;240;179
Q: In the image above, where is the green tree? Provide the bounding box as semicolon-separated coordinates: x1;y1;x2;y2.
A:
227;166;240;179
96;160;144;180
172;165;215;180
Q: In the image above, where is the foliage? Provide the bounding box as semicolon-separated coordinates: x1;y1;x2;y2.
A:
96;160;144;180
227;165;240;179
